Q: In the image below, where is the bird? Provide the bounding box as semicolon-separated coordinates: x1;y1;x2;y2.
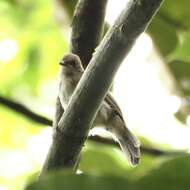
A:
58;53;140;166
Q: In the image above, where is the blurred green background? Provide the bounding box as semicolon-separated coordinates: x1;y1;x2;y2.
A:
0;0;190;189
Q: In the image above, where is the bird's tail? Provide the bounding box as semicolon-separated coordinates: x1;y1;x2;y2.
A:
112;124;140;166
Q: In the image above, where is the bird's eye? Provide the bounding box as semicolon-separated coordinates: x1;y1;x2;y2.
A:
70;61;75;66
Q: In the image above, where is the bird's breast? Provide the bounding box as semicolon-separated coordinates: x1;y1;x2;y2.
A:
59;79;76;109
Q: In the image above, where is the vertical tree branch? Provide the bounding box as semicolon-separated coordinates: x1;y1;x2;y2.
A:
40;0;164;176
71;0;108;68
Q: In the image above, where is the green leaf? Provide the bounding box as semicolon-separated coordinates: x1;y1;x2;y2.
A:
126;155;161;182
148;15;178;57
169;60;190;79
148;0;190;57
136;156;190;190
26;156;190;190
26;172;132;190
62;0;77;17
160;0;190;29
169;32;190;63
167;32;190;96
79;143;129;176
169;60;190;96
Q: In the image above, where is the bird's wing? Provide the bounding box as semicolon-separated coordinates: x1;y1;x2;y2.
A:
105;92;125;122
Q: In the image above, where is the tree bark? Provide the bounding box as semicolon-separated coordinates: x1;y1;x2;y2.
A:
71;0;108;68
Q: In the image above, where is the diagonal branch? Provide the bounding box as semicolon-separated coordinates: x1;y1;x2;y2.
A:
2;94;185;157
40;0;164;176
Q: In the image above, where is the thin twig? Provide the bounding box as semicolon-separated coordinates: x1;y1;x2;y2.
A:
88;135;188;156
2;94;185;157
0;95;52;126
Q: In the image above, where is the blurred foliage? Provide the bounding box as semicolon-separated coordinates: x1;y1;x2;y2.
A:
148;0;190;102
0;0;68;189
135;156;190;190
79;143;129;176
0;0;190;190
25;156;190;190
148;0;190;122
0;0;68;97
57;0;77;18
26;171;132;190
0;107;41;148
0;0;67;151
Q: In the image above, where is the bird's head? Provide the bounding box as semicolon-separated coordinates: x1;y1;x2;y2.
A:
60;54;83;75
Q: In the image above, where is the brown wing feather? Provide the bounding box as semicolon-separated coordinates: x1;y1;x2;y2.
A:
105;93;125;122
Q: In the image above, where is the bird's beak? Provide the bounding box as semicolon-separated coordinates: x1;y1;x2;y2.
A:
59;60;66;66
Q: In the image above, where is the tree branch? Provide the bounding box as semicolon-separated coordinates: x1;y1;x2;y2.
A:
40;0;164;176
89;135;188;156
71;0;108;68
1;95;187;157
1;95;186;157
0;95;52;126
